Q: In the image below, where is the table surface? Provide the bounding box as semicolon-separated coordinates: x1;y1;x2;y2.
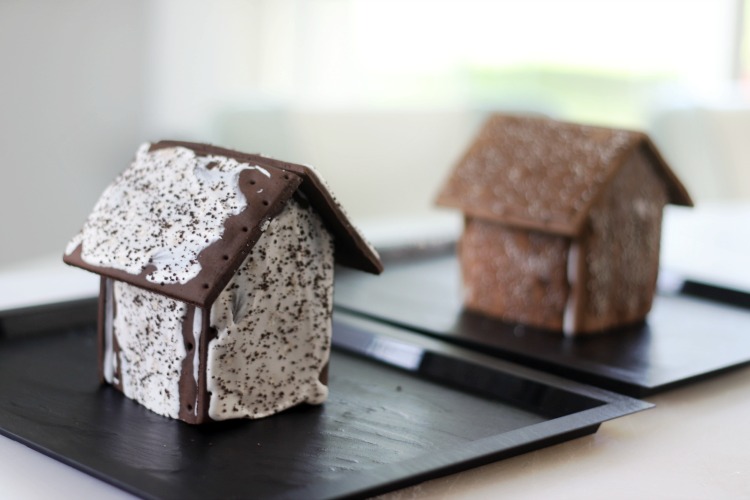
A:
1;203;749;499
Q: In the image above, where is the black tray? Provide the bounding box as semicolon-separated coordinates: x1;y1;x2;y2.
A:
334;250;750;397
0;303;649;499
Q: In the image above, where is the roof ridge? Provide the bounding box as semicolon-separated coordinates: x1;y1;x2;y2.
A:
150;141;383;274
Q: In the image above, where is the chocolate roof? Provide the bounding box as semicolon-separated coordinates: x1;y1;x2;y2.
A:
436;114;693;237
64;141;382;308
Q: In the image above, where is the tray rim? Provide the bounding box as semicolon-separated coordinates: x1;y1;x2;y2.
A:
304;311;653;499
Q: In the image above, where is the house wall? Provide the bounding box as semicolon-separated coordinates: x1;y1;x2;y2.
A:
206;198;334;420
107;279;191;420
459;217;570;331
579;149;669;332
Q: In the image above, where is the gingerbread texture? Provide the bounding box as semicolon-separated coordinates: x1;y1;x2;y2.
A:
436;114;692;335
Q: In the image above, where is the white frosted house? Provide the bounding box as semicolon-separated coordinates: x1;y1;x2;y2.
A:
64;140;382;424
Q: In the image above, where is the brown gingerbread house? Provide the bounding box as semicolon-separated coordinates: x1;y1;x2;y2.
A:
64;140;382;424
436;114;692;335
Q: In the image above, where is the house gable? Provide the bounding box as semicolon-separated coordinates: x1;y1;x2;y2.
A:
436;114;693;238
576;147;669;332
206;197;334;420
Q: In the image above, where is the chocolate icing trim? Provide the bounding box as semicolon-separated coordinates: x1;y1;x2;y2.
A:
198;323;215;424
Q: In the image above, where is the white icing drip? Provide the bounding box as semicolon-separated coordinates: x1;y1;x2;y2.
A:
112;281;187;419
192;308;202;387
66;144;271;285
563;242;580;336
103;278;114;384
207;198;334;420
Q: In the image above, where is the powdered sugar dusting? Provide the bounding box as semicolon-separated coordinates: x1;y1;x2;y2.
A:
437;115;639;234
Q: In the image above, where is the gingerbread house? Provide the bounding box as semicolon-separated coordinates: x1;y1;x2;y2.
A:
64;141;382;424
436;114;692;335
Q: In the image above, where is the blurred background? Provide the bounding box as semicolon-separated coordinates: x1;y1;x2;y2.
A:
1;0;749;267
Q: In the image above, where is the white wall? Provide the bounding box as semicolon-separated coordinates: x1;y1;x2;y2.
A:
0;1;148;266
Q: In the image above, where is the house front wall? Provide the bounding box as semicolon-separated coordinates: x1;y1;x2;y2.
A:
459;217;571;331
578;149;669;332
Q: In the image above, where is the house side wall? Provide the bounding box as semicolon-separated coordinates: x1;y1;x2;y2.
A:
206;197;334;420
459;217;570;331
579;149;669;332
